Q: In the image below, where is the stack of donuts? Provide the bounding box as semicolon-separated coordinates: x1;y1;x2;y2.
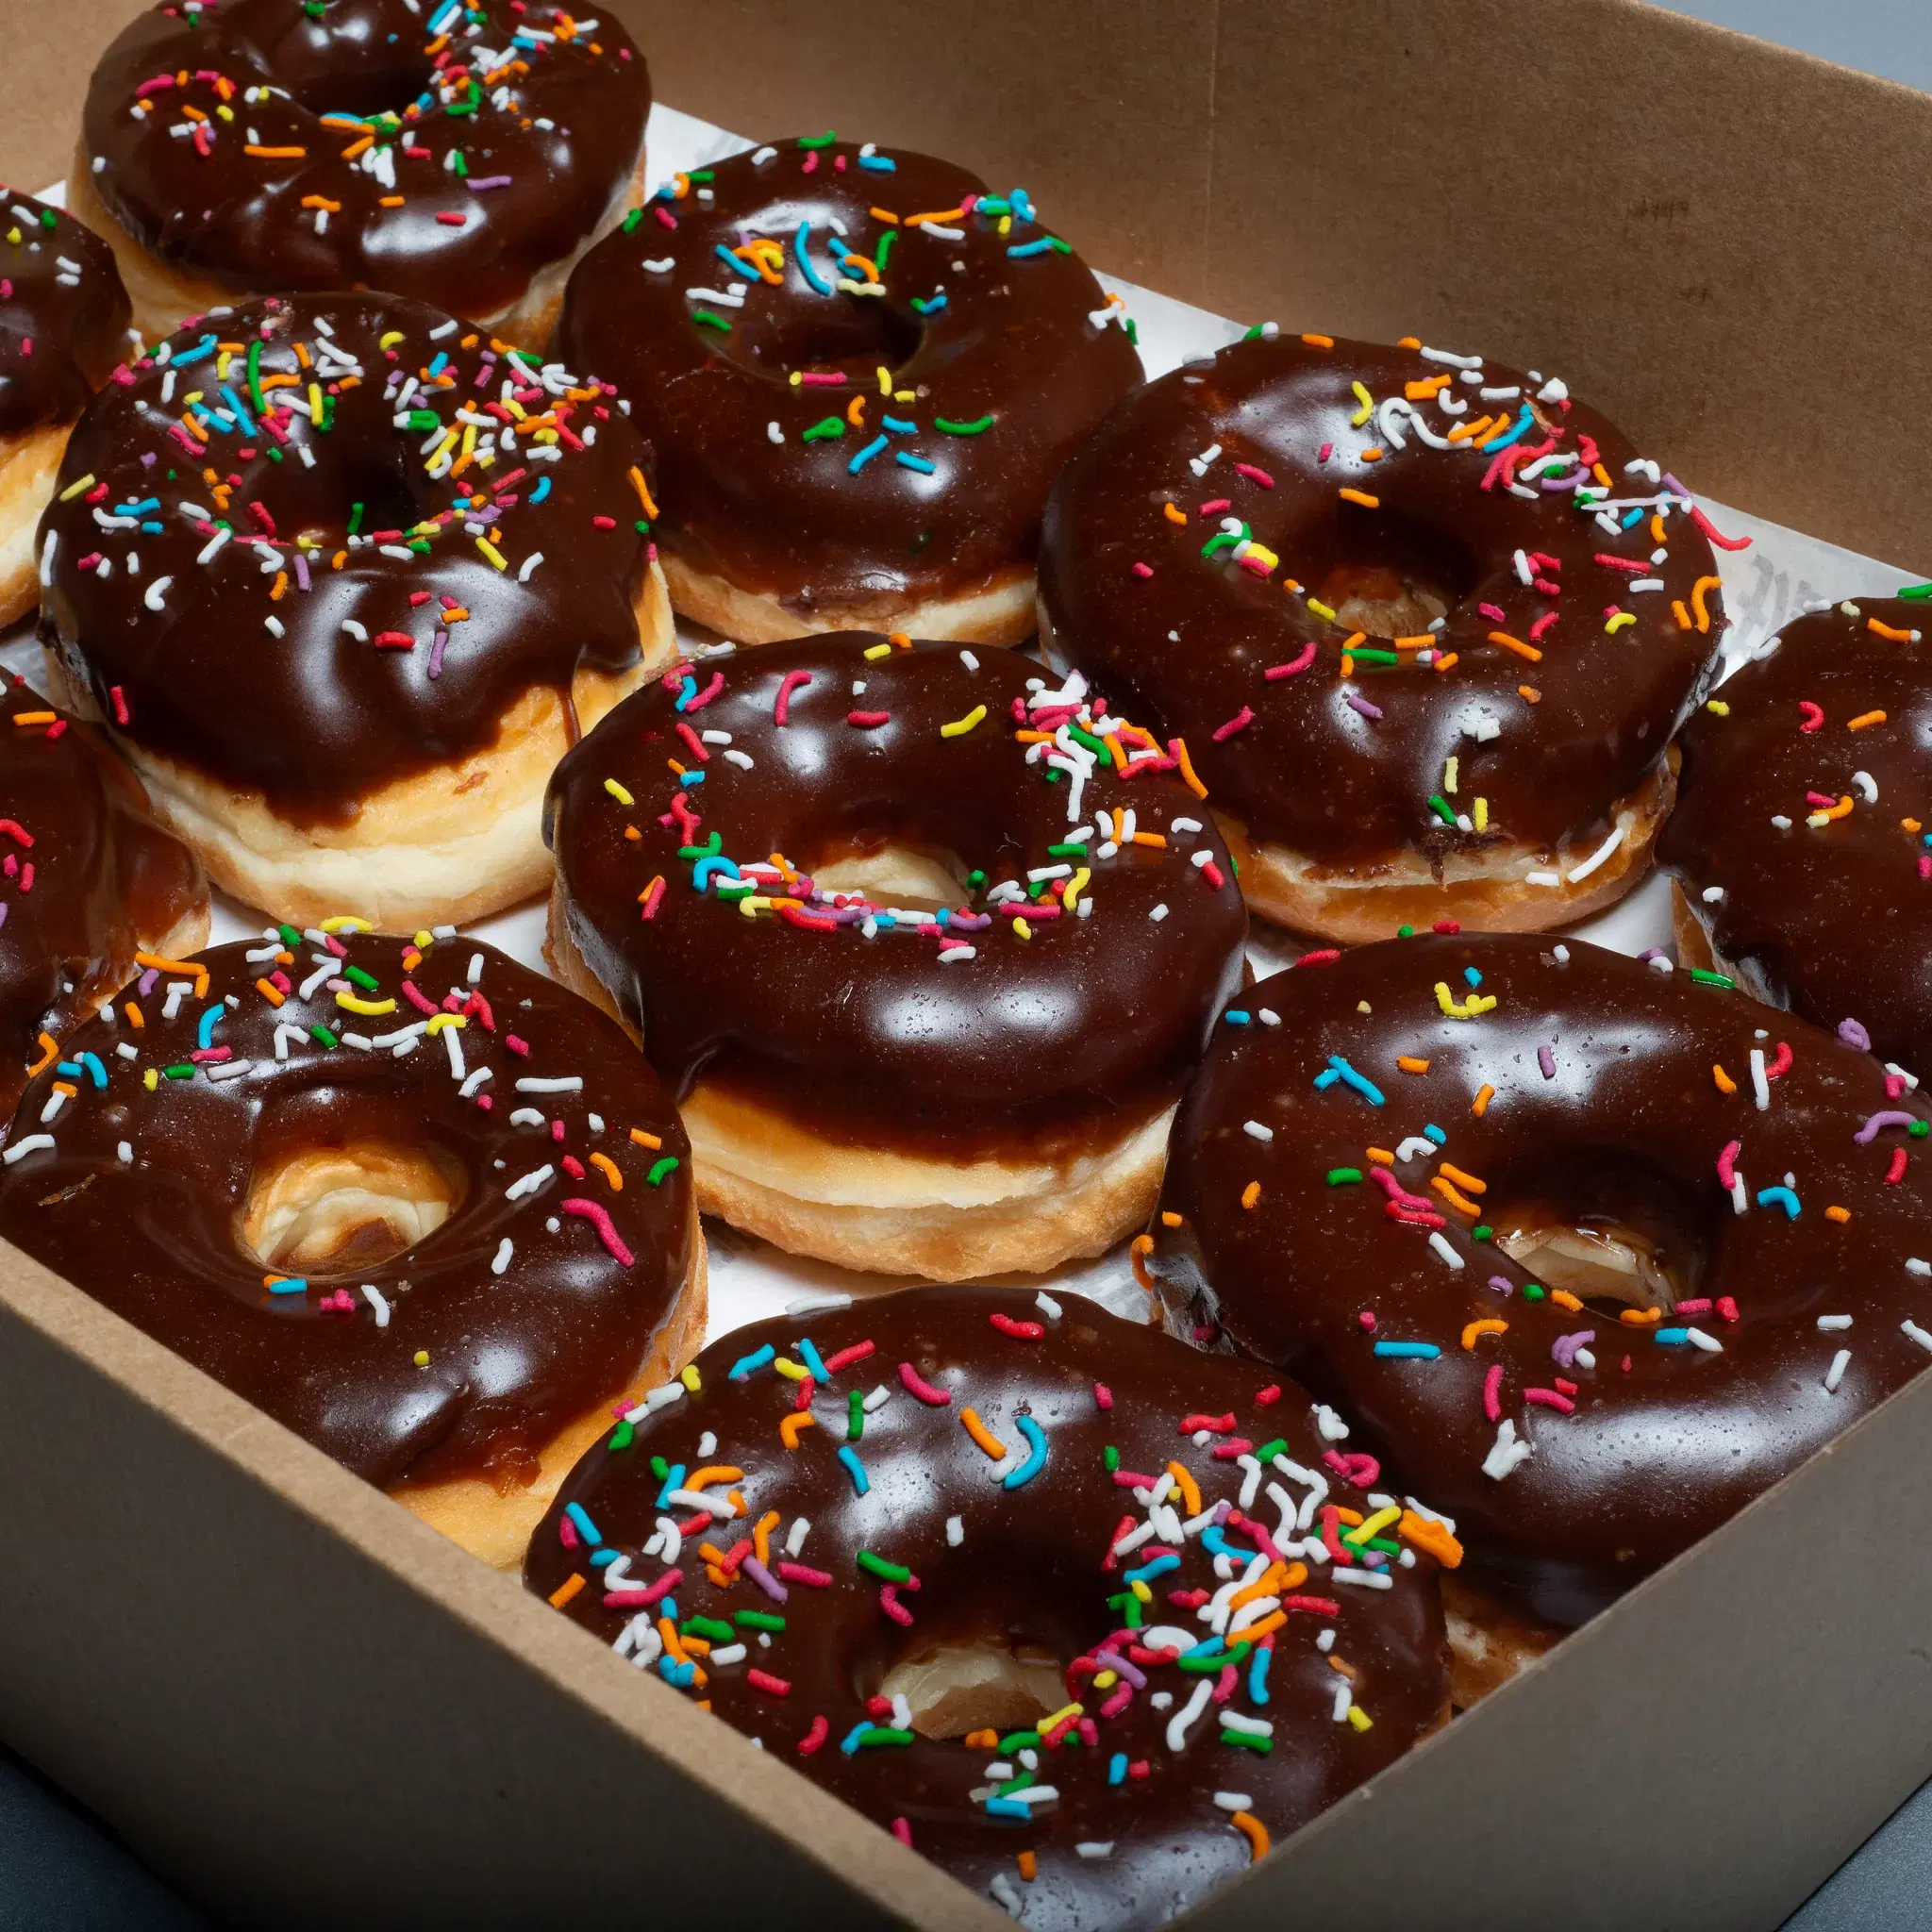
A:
0;5;1925;1921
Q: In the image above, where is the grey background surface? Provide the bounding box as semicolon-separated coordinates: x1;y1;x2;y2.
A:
5;2;1931;1925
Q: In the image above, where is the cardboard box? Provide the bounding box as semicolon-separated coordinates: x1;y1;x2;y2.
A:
3;3;1930;1925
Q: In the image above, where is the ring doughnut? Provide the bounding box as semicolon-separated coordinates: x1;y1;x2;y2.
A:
525;1285;1452;1926
0;190;129;625
558;135;1141;644
0;928;705;1570
1038;331;1728;941
73;0;650;349
1;678;207;1127
38;291;672;932
543;636;1247;1278
1145;931;1932;1700
1662;591;1932;1075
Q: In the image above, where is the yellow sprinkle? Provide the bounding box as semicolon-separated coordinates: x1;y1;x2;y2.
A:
57;472;96;502
1346;1706;1374;1733
1442;755;1457;794
143;1068;158;1091
335;993;397;1016
1307;597;1337;622
1435;982;1497;1020
1474;796;1489;832
1706;699;1730;716
475;537;508;571
773;1356;808;1381
1350;380;1374;426
413;1350;430;1368
1063;866;1091;914
604;776;635;806
1012;918;1033;941
424;1013;465;1036
863;642;893;660
319;916;371;934
1344;1505;1402;1547
1605;612;1637;634
940;703;988;739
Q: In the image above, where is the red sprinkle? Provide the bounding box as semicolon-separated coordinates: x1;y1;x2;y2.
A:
989;1311;1044;1341
897;1360;952;1406
747;1668;791;1697
1482;1362;1504;1422
1178;1412;1237;1435
820;1340;875;1374
1294;949;1341;969
1094;1382;1113;1409
1254;1384;1281;1406
846;709;891;727
1210;706;1255;741
796;1715;829;1755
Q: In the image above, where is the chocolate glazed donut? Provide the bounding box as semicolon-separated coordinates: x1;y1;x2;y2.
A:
1038;332;1732;941
0;678;206;1129
1661;593;1932;1077
38;291;671;930
74;0;649;347
544;636;1248;1277
1146;933;1932;1690
0;191;130;624
525;1287;1452;1930
0;931;704;1569
558;136;1141;644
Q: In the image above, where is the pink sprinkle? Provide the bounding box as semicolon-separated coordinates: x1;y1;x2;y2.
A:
1524;1388;1575;1414
653;205;676;228
774;669;812;724
1317;441;1333;462
1482;1363;1504;1422
1211;705;1254;741
1264;641;1318;679
1716;1296;1740;1323
1478;602;1507;623
777;1560;832;1587
18;338;29;358
1094;1382;1113;1409
603;1566;680;1607
890;1817;911;1846
1358;1309;1377;1331
1233;461;1274;488
399;978;438;1014
1198;497;1231;514
675;721;709;763
1131;561;1154;578
1099;1686;1133;1719
1716;1138;1740;1189
897;1361;952;1405
559;1197;634;1267
683;671;724;711
506;1034;529;1056
1529;611;1559;641
879;1585;913;1626
1889;1147;1909;1184
797;371;846;387
1674;1298;1713;1316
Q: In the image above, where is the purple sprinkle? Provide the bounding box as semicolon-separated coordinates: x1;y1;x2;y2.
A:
1538;1043;1556;1079
1839;1018;1873;1053
465;175;514;191
1662;473;1691;499
1855;1109;1916;1145
1551;1329;1595;1368
427;628;448;679
1487;1274;1514;1297
0;903;8;929
1637;947;1665;964
138;968;158;996
1345;693;1383;721
1094;1648;1146;1690
742;1557;788;1602
140;450;157;468
292;551;310;592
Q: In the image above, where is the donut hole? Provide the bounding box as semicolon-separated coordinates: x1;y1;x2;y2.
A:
1307;506;1481;641
239;1141;467;1275
732;292;924;383
876;1641;1068;1740
809;837;972;914
274;27;440;124
1493;1218;1680;1313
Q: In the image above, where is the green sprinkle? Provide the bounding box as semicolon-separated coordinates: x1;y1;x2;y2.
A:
797;130;838;149
1124;317;1139;346
1912;1121;1931;1139
1426;795;1457;825
1397;924;1416;938
874;228;894;275
935;414;994;435
1103;1443;1120;1472
847;1387;864;1441
634;519;650;534
1254;1438;1286;1464
691;308;732;333
622;208;644;233
998;1729;1041;1752
343;964;380;991
1179;1641;1252;1674
1107;1589;1143;1628
858;1550;909;1583
451;149;469;176
677;835;723;858
346;502;364;536
689;168;715;183
1326;1166;1364;1186
646;1156;679;1187
606;1420;635;1451
734;1610;785;1631
650;1456;670;1480
852;1726;915;1749
38;208;54;231
1473;1224;1493;1241
1220;1730;1273;1755
1689;968;1736;989
246;338;264;419
1047;841;1086;857
162;1064;195;1080
308;1024;337;1049
276;923;302;948
1523;1283;1546;1301
1067;724;1109;756
683;1615;733;1643
1349;646;1400;665
966;868;987;888
802;417;845;442
1898;583;1932;600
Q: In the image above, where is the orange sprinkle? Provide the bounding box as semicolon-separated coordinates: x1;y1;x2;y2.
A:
1301;333;1335;349
1358;446;1384;462
753;1510;780;1567
1241;1180;1262;1209
965;1729;1000;1752
1713;1063;1737;1095
1397;1055;1431;1074
1673;598;1693;631
1868;618;1915;642
254;977;285;1008
1690;575;1722;634
1471;1083;1495;1116
629;1127;663;1149
627;465;658;520
27;1030;58;1077
684;1464;744;1492
1487;629;1543;662
1405;375;1451;400
135;951;208;997
1518;685;1541;703
1240;1610;1290;1641
547;1574;586;1608
960;1407;1007;1460
244;143;307;158
123;1003;143;1030
1848;710;1888;731
588;1151;623;1191
1461;1318;1507;1350
779;1411;816;1450
1825;1205;1852;1224
1438;1160;1487;1193
1163;501;1188;525
1230;1811;1270;1862
9;710;54;727
1165;1460;1203;1518
1338;488;1380;508
1431;1175;1482;1217
1228;1560;1287;1610
868;206;900;224
1017;1852;1037;1882
1170;736;1208;799
1398;335;1422;348
1620;1307;1664;1326
1549;1290;1585;1313
1129;1231;1157;1293
1366;1147;1395;1165
1431;653;1459;673
1160;1209;1183;1227
1398;1509;1464;1568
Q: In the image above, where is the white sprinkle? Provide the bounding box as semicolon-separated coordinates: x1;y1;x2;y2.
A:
458;1067;492;1098
1421;344;1482;368
1331;1681;1354;1722
1817;1314;1854;1331
785;1517;811;1556
117;1141;134;1164
505;1163;553;1200
1242;1120;1274;1142
989;1873;1023;1917
142;574;174;611
945;1514;963;1546
518;552;544;582
765;421;783;444
722;748;754;770
205;1058;254;1083
1905;1319;1932;1351
1771;814;1792;829
1853;770;1878;804
665;1488;733;1520
1332;1566;1394;1590
1910;1260;1932;1277
491;1238;513;1276
509;1108;546;1127
1219;1710;1274;1738
1684;1326;1723;1353
785;1292;852;1315
1074;1842;1114;1858
959;650;980;671
1188;441;1223;477
1427;1230;1464;1270
516;1076;582;1093
1824;1348;1852;1393
1036;1291;1062;1320
862;1384;892;1413
1526;870;1561;888
115;1042;139;1060
1482;1418;1533;1480
37;529;56;586
361;1284;391;1327
1165;1679;1214;1751
1148;904;1169;922
1750;1047;1770;1111
1565;824;1625;884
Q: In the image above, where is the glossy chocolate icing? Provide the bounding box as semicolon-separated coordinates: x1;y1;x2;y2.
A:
0;932;694;1491
82;0;648;323
558;139;1141;618
1150;933;1932;1628
1661;595;1932;1076
545;637;1248;1148
0;192;128;440
1039;334;1725;871
39;291;656;824
525;1286;1450;1929
0;678;204;1126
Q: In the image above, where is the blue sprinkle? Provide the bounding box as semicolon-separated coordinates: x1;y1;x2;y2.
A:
793;221;836;295
220;384;257;436
1757;1186;1802;1219
840;1722;874;1756
168;334;218;368
1463;967;1483;988
564;1502;602;1546
589;1547;620;1567
1424;1124;1448;1144
658;1657;697;1689
691;855;742;891
894;451;936;474
659;1596;679;1623
1478;404;1537;454
838;1445;871;1495
682;768;706;786
985;1796;1031;1819
426;352;448;379
1010;188;1035;224
75;1052;106;1088
1007;236;1058;258
528;476;552;505
1374;1341;1442;1359
881;415;918;434
1182;1636;1224;1660
140;520;163;535
857;152;896;172
267;1276;308;1295
1655;1327;1691;1346
1124;1551;1180;1587
673;674;697;711
848;434;890;474
1108;1752;1128;1786
714;242;761;281
1622;506;1645;528
1003;1413;1048;1489
1248;1643;1271;1706
910;292;948;315
653;1461;687;1508
795;1337;831;1382
1224;1009;1252;1025
1322;1055;1385;1106
729;1343;776;1381
1201;1525;1257;1562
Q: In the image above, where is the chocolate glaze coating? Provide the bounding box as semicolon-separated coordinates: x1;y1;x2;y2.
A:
1150;933;1932;1628
1661;595;1932;1075
525;1287;1450;1929
82;0;648;322
1038;334;1725;869
38;292;656;824
0;933;694;1491
545;637;1248;1149
558;139;1141;618
0;679;204;1127
0;192;128;440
